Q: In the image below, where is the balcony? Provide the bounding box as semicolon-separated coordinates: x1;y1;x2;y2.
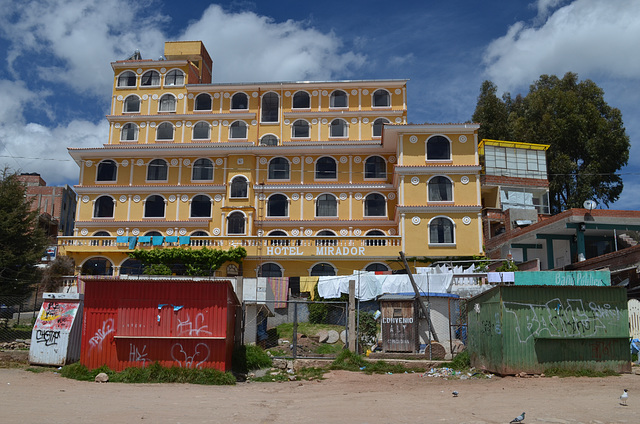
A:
58;235;403;257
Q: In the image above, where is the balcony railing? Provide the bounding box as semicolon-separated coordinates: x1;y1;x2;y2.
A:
58;235;402;257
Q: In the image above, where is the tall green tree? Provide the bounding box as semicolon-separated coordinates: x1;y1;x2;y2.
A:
0;169;49;296
472;72;630;213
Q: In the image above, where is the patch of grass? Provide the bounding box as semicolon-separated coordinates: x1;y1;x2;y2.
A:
543;367;619;378
245;345;273;370
328;350;412;374
60;361;236;385
315;343;344;355
443;351;470;371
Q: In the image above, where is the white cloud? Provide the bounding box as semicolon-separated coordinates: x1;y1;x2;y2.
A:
483;0;640;91
180;5;366;82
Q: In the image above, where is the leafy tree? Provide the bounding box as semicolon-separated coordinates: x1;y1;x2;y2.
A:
0;169;49;296
473;72;630;213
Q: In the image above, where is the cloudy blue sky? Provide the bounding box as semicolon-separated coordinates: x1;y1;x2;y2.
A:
1;0;639;209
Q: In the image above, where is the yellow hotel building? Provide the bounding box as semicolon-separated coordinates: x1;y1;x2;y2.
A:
60;41;483;277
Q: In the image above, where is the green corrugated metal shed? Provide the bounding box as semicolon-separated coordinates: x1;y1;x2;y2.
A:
467;285;631;375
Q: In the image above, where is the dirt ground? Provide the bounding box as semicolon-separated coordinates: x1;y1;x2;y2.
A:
1;367;639;424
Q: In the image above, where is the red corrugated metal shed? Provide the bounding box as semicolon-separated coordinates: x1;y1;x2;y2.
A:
80;277;239;372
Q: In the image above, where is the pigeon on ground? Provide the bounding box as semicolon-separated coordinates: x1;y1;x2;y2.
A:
452;391;458;397
620;389;629;406
510;412;525;423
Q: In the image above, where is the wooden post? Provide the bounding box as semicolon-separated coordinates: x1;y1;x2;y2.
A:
348;279;356;352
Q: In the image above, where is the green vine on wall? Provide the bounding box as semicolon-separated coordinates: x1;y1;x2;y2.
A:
128;246;247;276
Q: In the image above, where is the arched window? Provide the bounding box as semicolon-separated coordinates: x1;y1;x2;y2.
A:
117;71;136;87
159;94;176;112
292;91;310;109
192;158;213;181
123;95;140;113
372;118;389;137
120;123;138;141
141;70;160;87
269;230;287;236
192;122;210;140
373;89;390;107
292;120;310;138
429;217;455;244
230;176;248;198
191;230;209;236
156;122;174;140
144;231;162;237
165;69;184;86
428;176;453;201
194;93;212;111
147;159;168;181
94;196;115;218
365;263;390;272
260;135;278;146
260;263;283;278
310;263;336;276
96;160;117;182
364;193;386;217
330;90;348;108
81;258;113;276
231;92;248;110
365;230;386;246
120;258;144;275
315;157;337;179
227;212;245;234
268;158;290;180
93;231;111;236
330;119;347;138
190;195;212;218
316;194;337;217
427;136;451;160
267;194;288;217
229;121;248;139
144;195;165;218
365;156;386;179
261;92;279;122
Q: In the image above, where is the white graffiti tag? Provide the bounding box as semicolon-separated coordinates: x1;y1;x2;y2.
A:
129;344;150;365
88;318;115;351
177;313;212;336
171;343;210;369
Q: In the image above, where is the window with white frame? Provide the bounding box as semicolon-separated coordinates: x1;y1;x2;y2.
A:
144;195;165;218
315;157;337;179
268;158;290;180
426;136;451;160
330;90;348;108
330;119;347;137
292;91;310;109
192;122;210;140
165;69;184;86
147;159;168;180
365;262;389;272
192;158;213;181
190;195;212;218
364;193;386;216
120;123;139;141
194;93;212;111
316;194;337;217
267;194;288;217
231;93;248;110
310;263;336;276
428;176;453;202
260;135;278;146
373;89;390;107
229;121;248;139
159;94;176;112
227;212;245;234
94;196;115;218
260;263;283;277
372;118;389;137
292;120;310;138
123;95;140;113
141;70;160;87
429;217;455;244
96;160;117;182
156;122;174;140
230;176;248;198
364;156;386;179
117;71;136;87
261;92;279;122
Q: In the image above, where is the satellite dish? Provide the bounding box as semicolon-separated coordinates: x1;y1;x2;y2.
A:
583;200;597;210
